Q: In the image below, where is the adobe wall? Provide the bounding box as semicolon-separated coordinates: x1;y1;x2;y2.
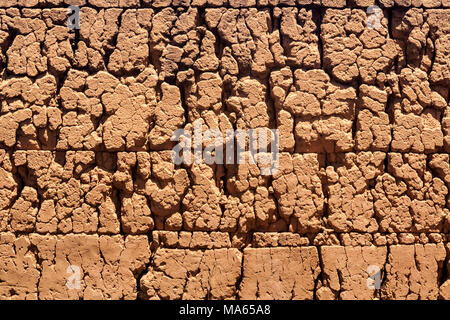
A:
0;0;448;299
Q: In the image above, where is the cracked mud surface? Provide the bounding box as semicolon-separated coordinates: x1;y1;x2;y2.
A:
0;0;449;300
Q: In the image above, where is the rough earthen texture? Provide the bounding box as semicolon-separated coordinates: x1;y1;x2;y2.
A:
0;1;448;300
